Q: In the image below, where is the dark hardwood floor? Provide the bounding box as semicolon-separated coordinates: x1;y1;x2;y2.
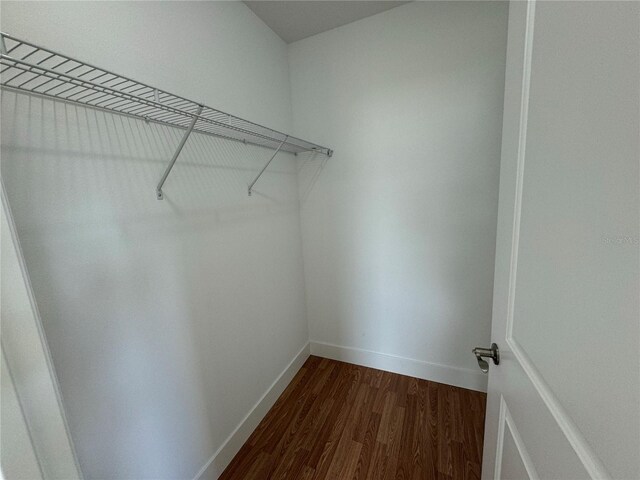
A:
220;356;486;480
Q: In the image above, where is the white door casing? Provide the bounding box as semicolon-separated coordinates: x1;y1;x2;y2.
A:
1;179;83;479
482;1;639;479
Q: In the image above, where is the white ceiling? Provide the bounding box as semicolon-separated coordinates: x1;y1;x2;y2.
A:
244;1;411;43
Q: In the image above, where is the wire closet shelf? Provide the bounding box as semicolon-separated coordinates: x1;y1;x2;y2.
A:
0;32;333;198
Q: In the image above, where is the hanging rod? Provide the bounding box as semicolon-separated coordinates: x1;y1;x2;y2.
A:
0;32;333;199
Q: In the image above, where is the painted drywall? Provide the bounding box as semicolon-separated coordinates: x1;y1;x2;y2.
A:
1;2;309;479
289;1;509;390
1;184;81;479
1;349;42;480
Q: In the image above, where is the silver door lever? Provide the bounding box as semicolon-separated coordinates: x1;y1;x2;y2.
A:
472;343;500;373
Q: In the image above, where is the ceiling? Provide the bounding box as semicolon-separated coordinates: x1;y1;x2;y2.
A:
244;1;411;44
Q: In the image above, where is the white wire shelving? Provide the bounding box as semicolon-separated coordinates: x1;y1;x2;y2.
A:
0;32;333;198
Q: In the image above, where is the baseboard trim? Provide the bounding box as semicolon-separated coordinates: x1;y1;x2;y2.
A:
193;342;310;480
192;339;485;479
310;340;487;393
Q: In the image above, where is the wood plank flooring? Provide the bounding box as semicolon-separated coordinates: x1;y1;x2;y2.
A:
220;356;486;480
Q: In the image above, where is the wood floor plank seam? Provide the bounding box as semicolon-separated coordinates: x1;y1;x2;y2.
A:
219;356;486;480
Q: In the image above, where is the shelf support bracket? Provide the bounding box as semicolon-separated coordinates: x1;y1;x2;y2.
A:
156;104;203;200
248;135;288;196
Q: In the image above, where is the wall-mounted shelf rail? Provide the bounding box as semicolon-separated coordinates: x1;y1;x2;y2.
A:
0;32;333;199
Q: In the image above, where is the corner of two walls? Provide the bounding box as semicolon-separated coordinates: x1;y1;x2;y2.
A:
2;1;507;478
290;1;510;394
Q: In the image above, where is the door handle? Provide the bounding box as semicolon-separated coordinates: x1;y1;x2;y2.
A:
472;343;500;373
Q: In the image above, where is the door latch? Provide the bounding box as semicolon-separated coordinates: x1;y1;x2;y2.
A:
472;343;500;373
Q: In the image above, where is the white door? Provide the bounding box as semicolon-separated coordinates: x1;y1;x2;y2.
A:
481;1;639;479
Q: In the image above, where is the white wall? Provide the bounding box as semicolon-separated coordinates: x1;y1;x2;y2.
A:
2;1;510;476
1;350;42;480
1;183;81;479
289;1;509;391
1;2;309;479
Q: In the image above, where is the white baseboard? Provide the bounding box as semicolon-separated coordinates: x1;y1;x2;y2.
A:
193;342;310;480
192;339;484;480
310;340;487;393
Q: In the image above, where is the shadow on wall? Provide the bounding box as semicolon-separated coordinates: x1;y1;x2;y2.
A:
297;150;328;203
1;92;299;233
1;91;305;478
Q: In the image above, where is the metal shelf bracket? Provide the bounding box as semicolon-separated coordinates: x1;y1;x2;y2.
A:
0;32;333;198
156;104;203;200
248;135;288;196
